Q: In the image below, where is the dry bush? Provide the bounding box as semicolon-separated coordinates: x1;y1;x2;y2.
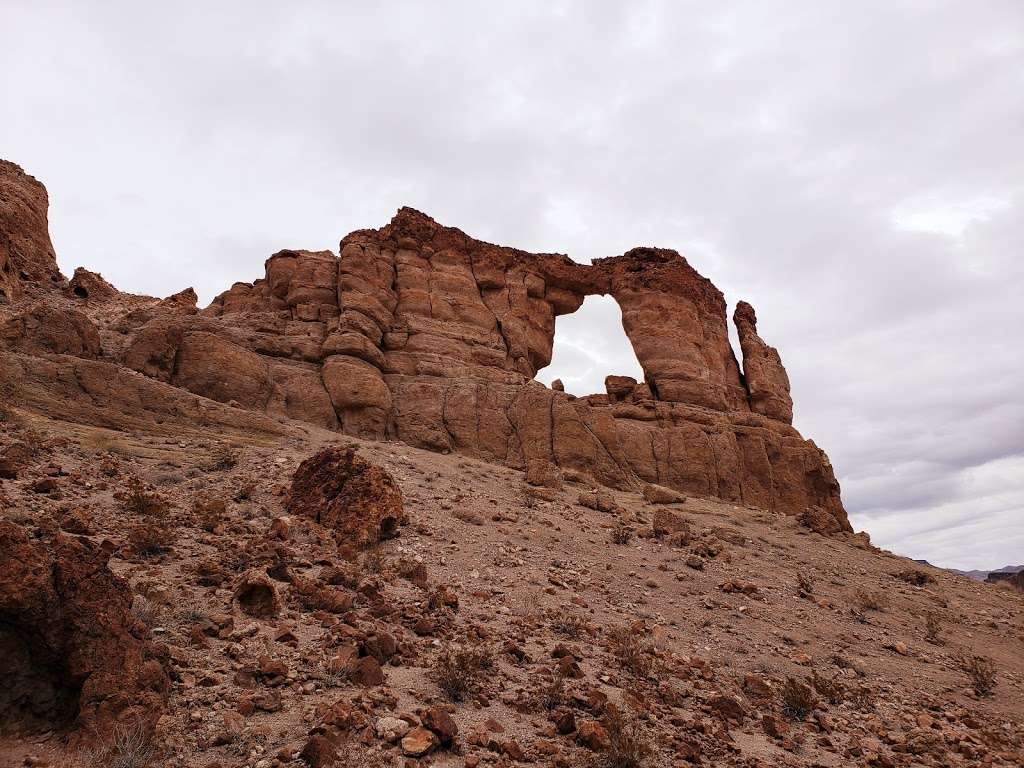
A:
611;521;634;545
119;476;169;519
796;571;815;597
600;705;658;768
192;494;227;532
848;684;875;712
550;611;588;639
961;654;997;697
780;677;816;719
233;481;256;502
362;547;386;575
530;670;567;711
130;594;162;628
924;611;944;645
127;523;174;557
606;625;657;678
206;444;239;471
80;721;157;768
894;568;934;586
809;670;845;705
514;591;543;621
431;642;494;701
853;588;887;612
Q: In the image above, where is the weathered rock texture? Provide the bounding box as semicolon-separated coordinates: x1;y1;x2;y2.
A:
0;160;849;533
286;447;408;548
0;521;169;742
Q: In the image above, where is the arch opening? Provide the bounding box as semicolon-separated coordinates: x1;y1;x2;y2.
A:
536;294;645;397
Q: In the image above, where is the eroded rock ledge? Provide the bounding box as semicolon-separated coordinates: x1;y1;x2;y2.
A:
0;160;849;534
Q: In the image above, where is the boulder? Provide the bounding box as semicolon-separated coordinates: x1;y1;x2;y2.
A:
285;446;407;548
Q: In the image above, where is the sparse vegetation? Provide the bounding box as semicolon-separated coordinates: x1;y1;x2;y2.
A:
206;443;239;471
607;625;657;678
550;611;588;638
431;642;494;701
780;676;816;718
130;594;162;628
611;520;634;545
80;721;157;768
924;611;944;645
600;705;658;768
119;476;169;518
961;654;997;697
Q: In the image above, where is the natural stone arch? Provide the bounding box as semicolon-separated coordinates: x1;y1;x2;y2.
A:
536;294;644;396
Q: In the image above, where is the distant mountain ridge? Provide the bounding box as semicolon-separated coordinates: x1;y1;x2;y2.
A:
915;560;1024;582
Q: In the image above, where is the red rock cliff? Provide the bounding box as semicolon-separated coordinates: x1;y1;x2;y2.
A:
0;163;850;534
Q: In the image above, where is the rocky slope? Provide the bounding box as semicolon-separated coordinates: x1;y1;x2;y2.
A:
1;160;1021;768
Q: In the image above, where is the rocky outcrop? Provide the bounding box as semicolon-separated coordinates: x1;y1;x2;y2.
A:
0;161;63;302
0;160;850;533
734;300;793;424
0;520;169;743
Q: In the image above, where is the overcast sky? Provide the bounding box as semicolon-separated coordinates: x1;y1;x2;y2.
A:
3;1;1021;569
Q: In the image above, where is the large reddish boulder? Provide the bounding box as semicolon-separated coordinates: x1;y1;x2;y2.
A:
285;447;407;548
0;521;169;744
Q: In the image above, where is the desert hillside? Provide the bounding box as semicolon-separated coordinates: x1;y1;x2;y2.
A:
1;160;1022;768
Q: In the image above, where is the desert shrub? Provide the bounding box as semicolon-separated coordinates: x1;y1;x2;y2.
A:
961;654;997;697
796;571;815;597
611;521;634;545
601;706;657;768
606;625;657;678
233;481;256;502
192;494;227;532
780;676;816;718
853;588;886;612
119;476;169;519
550;611;588;639
924;611;944;645
530;670;567;711
127;523;174;557
130;594;162;628
809;670;845;705
362;547;386;575
431;642;494;701
894;568;934;586
80;721;157;768
206;444;239;471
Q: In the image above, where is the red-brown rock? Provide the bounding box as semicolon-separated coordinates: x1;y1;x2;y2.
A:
0;520;168;744
285;446;407;548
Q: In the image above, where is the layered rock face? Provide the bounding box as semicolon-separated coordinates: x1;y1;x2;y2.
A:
0;160;849;533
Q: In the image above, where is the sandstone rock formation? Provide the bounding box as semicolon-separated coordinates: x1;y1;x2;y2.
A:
0;159;849;534
0;520;169;743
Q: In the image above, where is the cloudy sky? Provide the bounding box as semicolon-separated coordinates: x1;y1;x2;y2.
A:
3;1;1021;569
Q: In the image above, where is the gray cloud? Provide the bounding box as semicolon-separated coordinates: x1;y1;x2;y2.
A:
2;0;1021;569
